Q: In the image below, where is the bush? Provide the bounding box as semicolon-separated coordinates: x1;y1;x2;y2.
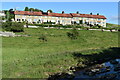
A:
103;27;115;30
2;21;12;31
118;28;120;32
38;34;47;42
67;27;79;40
2;21;24;32
90;26;99;29
44;22;55;24
28;23;75;28
75;25;83;28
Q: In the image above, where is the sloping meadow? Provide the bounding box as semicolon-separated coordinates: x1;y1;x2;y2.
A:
2;27;118;78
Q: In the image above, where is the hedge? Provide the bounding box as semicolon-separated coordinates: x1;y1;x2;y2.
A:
28;23;119;31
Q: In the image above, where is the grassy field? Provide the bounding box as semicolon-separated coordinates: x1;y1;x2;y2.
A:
2;27;118;78
106;23;120;28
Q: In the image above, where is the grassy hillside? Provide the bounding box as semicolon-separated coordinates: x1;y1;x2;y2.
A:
106;23;120;28
2;28;118;78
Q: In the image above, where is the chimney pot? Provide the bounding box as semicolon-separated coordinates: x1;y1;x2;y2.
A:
62;11;64;14
97;13;99;15
76;11;79;14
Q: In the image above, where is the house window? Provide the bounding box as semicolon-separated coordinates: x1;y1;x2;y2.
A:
22;19;24;21
34;19;37;22
90;22;92;24
94;22;96;24
79;20;83;24
28;19;31;22
58;20;60;23
98;19;100;20
44;16;47;18
37;19;41;23
98;22;101;24
76;17;78;19
77;21;79;23
71;21;73;24
17;19;20;21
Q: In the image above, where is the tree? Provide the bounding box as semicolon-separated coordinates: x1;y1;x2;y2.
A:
39;10;43;12
24;7;29;11
29;8;34;12
24;7;43;12
34;8;40;12
6;11;10;21
47;9;53;13
34;8;39;12
9;9;13;12
25;20;28;28
4;9;14;21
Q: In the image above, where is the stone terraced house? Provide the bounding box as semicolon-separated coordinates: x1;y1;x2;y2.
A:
13;11;107;27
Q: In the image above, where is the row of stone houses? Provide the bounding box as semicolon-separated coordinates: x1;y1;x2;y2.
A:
14;11;107;27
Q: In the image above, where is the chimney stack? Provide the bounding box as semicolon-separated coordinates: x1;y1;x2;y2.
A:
62;11;64;14
90;13;92;15
76;11;79;14
97;13;99;15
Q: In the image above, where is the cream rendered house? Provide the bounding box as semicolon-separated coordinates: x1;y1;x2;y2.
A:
14;11;107;27
70;13;106;27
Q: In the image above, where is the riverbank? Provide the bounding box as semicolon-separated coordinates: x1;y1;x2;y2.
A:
48;47;120;80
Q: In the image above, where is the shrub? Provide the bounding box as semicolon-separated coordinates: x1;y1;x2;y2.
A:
28;23;74;28
38;34;47;42
2;21;12;31
11;22;24;32
44;22;55;24
98;25;102;28
90;26;99;29
110;29;113;32
67;27;79;40
75;25;83;28
118;28;120;32
2;21;24;32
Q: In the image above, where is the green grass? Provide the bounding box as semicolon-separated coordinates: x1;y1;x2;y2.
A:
2;28;118;78
106;23;120;28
